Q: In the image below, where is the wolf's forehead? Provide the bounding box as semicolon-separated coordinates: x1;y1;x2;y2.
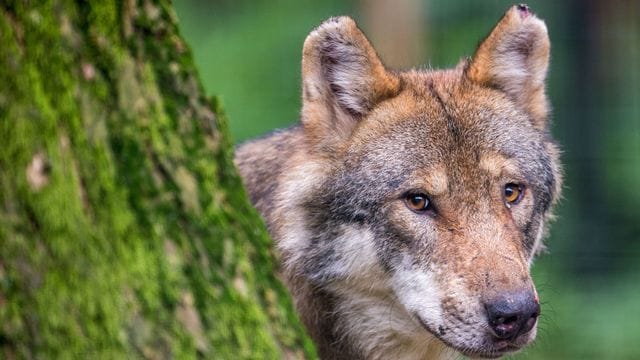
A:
402;86;538;155
352;101;544;183
349;71;546;174
363;113;526;159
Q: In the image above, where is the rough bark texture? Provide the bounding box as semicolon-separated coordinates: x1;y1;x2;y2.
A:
0;1;315;358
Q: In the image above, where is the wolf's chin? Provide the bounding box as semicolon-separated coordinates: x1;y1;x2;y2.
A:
458;346;520;360
414;314;531;359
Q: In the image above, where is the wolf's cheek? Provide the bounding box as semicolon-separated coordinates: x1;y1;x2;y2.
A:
321;226;388;290
389;257;490;351
390;259;444;327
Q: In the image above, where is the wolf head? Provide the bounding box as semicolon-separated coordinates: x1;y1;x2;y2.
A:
274;5;561;358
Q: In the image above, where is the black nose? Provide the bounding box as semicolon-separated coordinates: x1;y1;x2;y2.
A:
485;291;540;340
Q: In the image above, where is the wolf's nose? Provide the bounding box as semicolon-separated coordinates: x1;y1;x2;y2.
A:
485;291;540;340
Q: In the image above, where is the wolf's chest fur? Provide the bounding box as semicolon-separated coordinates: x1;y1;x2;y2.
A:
236;5;561;359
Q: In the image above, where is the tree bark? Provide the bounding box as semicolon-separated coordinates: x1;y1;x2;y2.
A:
0;1;315;358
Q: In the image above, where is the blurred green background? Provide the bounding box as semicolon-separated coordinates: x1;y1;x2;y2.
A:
174;0;640;358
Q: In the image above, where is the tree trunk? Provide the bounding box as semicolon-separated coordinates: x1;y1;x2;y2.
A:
0;1;315;359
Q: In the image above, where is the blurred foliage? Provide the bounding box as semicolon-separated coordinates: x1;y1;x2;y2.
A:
174;0;354;141
175;0;640;358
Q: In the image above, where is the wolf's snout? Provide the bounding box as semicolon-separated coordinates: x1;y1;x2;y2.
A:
485;291;540;340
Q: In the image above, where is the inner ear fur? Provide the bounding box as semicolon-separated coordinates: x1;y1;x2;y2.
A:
301;16;401;152
466;5;551;129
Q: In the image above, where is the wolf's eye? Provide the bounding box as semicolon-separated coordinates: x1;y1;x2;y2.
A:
504;183;524;205
405;193;431;213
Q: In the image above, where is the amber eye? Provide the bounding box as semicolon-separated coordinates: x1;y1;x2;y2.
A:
504;183;524;205
405;193;431;213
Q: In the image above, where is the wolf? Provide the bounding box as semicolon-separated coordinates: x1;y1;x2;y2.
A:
235;4;562;359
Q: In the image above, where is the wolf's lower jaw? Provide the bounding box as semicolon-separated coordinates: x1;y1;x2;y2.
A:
327;287;457;360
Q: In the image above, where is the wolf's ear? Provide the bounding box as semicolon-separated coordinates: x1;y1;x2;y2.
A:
301;17;400;150
466;5;550;128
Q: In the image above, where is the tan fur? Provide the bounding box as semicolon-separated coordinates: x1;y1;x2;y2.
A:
466;6;551;128
479;153;518;178
235;5;561;359
301;17;402;153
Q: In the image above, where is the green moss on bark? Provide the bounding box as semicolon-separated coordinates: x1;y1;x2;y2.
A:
0;1;316;358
